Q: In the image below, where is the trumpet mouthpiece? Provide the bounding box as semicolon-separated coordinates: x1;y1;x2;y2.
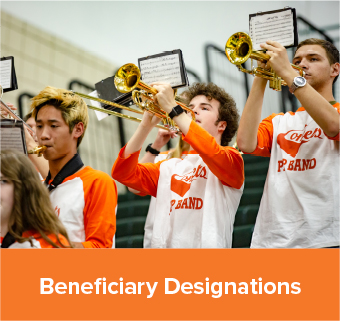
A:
27;145;47;157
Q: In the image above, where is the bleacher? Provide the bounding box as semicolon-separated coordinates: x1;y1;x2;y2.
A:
115;153;270;248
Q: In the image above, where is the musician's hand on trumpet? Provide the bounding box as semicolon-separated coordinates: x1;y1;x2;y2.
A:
150;82;177;114
140;109;164;128
260;40;296;82
150;82;192;136
0;102;17;119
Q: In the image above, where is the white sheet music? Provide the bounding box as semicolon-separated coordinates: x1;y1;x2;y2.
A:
87;90;109;121
0;127;25;153
0;59;12;89
250;9;294;51
140;54;182;86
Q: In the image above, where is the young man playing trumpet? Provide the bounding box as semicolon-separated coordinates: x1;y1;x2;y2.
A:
30;86;117;248
237;38;340;248
112;82;244;248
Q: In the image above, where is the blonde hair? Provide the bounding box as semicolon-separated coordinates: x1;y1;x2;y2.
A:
30;86;89;147
167;138;190;159
0;150;72;248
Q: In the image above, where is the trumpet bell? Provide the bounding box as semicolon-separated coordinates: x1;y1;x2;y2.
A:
114;63;141;93
225;31;304;91
225;32;252;65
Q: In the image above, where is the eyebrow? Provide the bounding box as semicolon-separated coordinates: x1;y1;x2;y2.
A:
36;119;61;123
293;53;323;61
188;103;212;108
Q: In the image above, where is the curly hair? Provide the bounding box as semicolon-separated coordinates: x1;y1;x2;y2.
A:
30;86;89;147
0;150;72;248
296;38;339;83
182;83;239;146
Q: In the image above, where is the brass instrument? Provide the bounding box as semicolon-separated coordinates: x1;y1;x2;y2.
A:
0;85;48;156
114;63;195;128
27;145;47;157
73;92;176;132
225;32;305;91
0;86;35;136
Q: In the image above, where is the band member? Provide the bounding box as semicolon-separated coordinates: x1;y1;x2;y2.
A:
112;82;244;248
237;38;340;248
30;86;117;248
128;129;190;248
1;150;71;248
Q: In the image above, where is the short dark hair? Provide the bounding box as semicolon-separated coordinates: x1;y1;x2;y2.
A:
182;82;239;146
296;38;339;83
23;112;33;122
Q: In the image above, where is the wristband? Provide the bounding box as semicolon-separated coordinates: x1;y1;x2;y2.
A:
145;143;160;155
168;105;184;119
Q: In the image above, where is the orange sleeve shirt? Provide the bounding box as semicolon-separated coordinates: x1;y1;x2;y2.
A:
49;167;117;248
112;120;244;195
182;121;244;189
112;121;244;248
245;103;340;248
247;102;340;157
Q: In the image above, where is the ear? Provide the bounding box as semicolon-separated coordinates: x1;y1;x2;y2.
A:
217;120;227;133
72;122;84;139
331;62;340;78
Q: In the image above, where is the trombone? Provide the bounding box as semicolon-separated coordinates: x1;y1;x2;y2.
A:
114;63;195;125
225;32;305;91
0;90;46;156
73;92;179;132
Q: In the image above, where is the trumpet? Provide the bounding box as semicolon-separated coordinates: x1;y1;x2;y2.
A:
114;63;196;127
27;145;47;157
225;32;305;91
0;85;48;156
0;85;51;156
0;88;35;137
0;99;48;156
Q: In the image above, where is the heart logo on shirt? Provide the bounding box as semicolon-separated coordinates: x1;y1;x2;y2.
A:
171;175;192;197
170;165;208;197
277;127;322;158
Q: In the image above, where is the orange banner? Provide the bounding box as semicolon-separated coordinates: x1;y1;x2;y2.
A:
0;249;339;321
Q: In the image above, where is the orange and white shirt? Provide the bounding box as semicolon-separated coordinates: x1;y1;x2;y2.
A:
0;230;69;248
248;103;340;248
49;166;117;248
143;151;188;248
112;121;244;248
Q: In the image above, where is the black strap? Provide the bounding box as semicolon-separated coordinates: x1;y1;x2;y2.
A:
168;105;184;119
146;143;160;155
1;232;16;248
44;153;84;192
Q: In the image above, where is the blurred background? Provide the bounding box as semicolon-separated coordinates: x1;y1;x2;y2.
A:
1;1;339;247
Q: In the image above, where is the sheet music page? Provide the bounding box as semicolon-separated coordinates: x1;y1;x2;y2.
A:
140;54;182;86
87;90;109;121
0;127;25;153
0;59;12;89
250;10;294;51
